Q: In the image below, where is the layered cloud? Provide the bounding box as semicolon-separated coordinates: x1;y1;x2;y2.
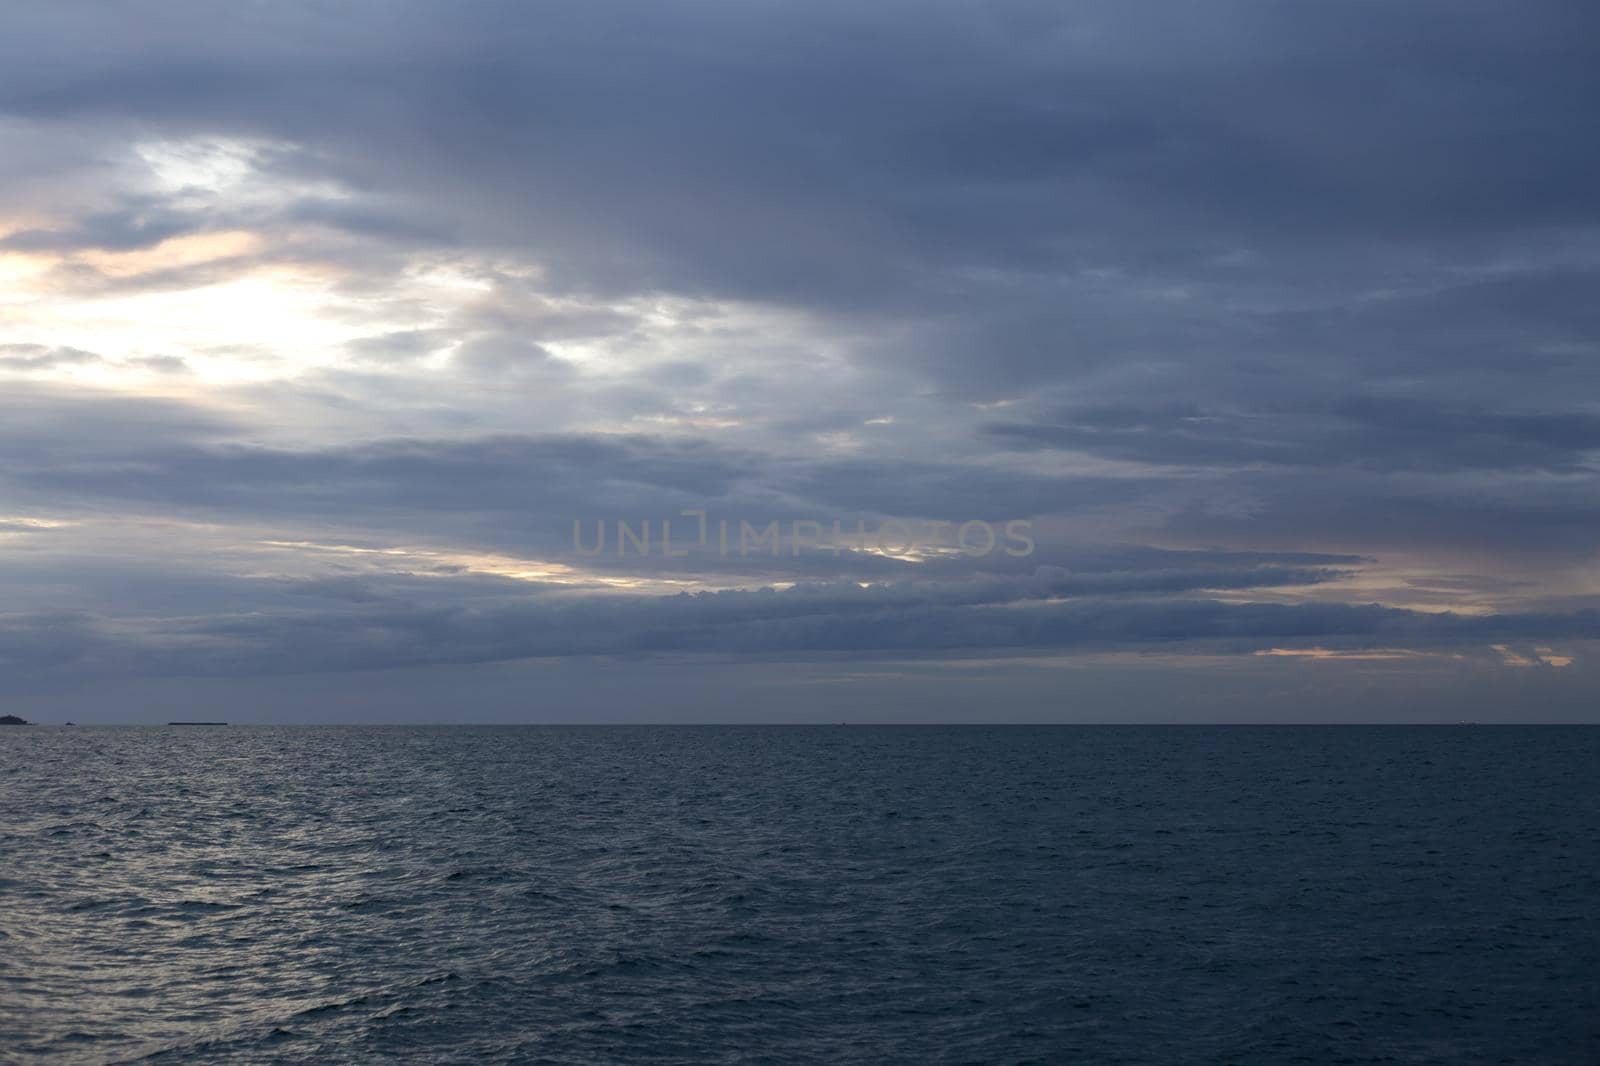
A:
0;2;1596;716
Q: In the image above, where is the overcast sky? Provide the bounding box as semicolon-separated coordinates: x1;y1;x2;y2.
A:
2;1;1597;721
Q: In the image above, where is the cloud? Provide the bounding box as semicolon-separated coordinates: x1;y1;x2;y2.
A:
0;202;202;252
985;394;1600;474
0;577;1594;681
0;2;1596;715
343;329;451;364
0;343;101;370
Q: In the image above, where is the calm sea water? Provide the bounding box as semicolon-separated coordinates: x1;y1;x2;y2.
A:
1;725;1596;1063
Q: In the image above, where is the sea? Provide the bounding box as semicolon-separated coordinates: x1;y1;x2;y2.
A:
1;725;1596;1063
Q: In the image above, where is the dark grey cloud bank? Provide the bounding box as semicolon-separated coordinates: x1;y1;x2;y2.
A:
0;385;1592;696
6;588;1598;684
1;1;1597;717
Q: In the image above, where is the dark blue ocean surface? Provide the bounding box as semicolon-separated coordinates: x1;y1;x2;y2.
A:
1;726;1596;1063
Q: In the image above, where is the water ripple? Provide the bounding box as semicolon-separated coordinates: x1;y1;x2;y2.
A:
1;725;1597;1062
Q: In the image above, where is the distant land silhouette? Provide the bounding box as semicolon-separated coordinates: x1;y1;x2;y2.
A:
0;714;30;725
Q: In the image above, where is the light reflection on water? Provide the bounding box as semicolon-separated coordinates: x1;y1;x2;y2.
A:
2;725;1597;1063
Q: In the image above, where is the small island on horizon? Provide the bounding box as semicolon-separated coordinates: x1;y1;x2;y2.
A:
0;714;31;725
